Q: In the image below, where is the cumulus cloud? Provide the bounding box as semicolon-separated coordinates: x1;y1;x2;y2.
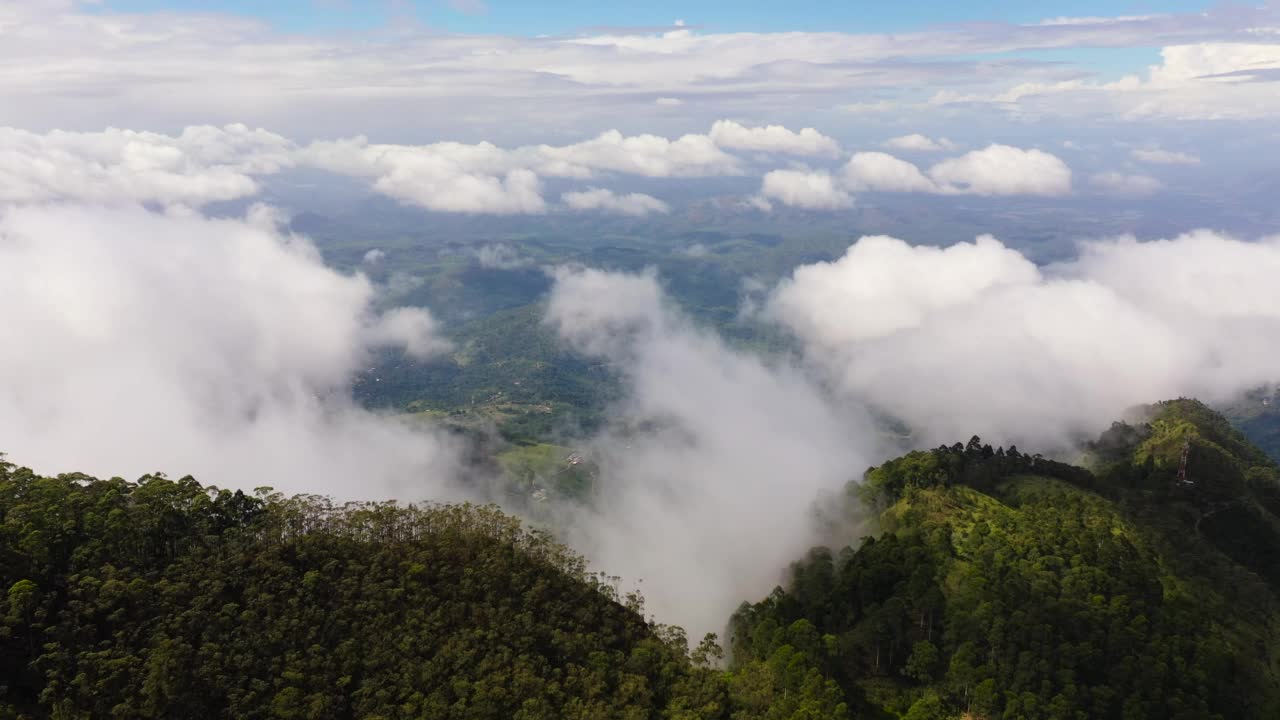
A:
0;203;461;498
298;127;746;213
299;137;547;214
362;248;386;265
764;144;1073;208
474;242;529;269
545;267;875;637
1090;171;1164;196
534;130;742;178
756;169;853;210
366;307;453;360
708;120;841;156
0;124;291;206
1130;147;1200;165
562;188;671;216
881;133;956;152
0;120;849;216
843;151;939;193
926;144;1072;196
767;231;1280;447
769;235;1039;345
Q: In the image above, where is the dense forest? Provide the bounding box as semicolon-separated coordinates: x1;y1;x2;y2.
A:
4;399;1280;719
0;459;841;719
730;399;1280;719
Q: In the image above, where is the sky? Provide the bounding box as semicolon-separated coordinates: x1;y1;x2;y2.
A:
5;0;1276;146
97;0;1215;35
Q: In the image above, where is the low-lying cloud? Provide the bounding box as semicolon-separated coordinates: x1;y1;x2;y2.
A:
0;124;292;206
0;203;461;499
545;267;876;638
759;144;1073;210
756;169;854;210
1130;147;1200;165
709;120;841;156
562;188;671;216
1090;171;1164;196
767;231;1280;447
882;133;957;152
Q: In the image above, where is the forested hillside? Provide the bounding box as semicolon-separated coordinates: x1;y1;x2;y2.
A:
729;400;1280;720
5;399;1280;719
0;458;847;719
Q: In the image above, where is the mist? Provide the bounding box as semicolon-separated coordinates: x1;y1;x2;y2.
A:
544;266;880;638
0;203;463;499
6;198;1280;645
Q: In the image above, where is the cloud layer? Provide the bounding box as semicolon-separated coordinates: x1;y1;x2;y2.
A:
562;188;671;216
3;3;1278;136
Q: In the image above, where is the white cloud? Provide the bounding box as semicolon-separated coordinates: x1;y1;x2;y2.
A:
299;137;547;214
366;306;453;360
4;3;1276;133
757;169;853;210
0;124;292;206
769;235;1039;346
362;248;386;264
2;121;863;216
655;97;684;106
763;144;1073;207
767;231;1280;447
1148;42;1280;85
475;242;529;269
929;42;1280;121
562;188;671;216
927;144;1072;196
0;203;461;498
545;266;875;638
708;120;840;156
1090;171;1164;196
533;129;742;178
298;128;742;213
1130;147;1200;165
843;151;939;193
881;133;956;152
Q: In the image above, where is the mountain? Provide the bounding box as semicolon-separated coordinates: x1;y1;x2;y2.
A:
5;399;1280;719
729;399;1280;720
0;463;737;719
1220;385;1280;464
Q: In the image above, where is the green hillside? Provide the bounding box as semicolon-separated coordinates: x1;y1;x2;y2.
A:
0;460;830;720
729;400;1280;720
1219;387;1280;464
5;400;1280;719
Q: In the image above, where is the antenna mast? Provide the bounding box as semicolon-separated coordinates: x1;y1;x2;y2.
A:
1177;436;1193;486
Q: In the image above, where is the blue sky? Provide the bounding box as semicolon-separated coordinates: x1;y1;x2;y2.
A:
100;0;1214;35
